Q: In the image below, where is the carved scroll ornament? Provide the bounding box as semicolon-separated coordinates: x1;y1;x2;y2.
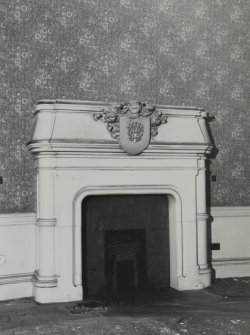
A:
93;101;168;140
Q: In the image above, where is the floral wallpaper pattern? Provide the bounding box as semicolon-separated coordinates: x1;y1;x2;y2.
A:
0;0;250;212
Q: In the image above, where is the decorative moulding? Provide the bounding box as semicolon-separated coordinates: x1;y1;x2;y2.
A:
211;207;250;218
0;213;36;226
0;208;249;226
213;257;250;265
0;272;34;285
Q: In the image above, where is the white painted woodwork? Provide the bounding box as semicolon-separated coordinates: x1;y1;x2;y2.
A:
26;100;214;303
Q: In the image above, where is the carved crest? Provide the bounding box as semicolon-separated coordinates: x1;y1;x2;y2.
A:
127;121;144;142
93;101;168;155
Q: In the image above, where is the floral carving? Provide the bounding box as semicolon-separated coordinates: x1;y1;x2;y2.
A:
93;102;168;140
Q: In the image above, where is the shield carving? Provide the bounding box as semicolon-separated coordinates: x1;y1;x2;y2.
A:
93;101;168;155
119;114;150;155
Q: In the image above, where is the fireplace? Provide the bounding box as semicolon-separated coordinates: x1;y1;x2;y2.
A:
27;100;213;303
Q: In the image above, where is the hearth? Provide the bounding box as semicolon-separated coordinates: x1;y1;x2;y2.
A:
81;194;170;296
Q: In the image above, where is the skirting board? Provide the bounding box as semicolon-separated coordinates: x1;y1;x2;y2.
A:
212;258;250;278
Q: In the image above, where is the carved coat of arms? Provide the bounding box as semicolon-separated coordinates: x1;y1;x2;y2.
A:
93;101;168;155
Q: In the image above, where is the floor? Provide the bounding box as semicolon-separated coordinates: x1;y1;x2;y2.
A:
1;277;250;335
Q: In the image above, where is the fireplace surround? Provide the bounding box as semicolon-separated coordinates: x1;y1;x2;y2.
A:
27;100;213;303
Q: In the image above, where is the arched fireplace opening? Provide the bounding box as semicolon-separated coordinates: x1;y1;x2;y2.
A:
81;194;170;298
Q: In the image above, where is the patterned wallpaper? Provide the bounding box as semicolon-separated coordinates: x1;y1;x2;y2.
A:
0;0;250;212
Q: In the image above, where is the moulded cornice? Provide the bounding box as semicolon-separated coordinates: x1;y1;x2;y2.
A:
35;99;207;117
27;100;213;157
27;141;213;156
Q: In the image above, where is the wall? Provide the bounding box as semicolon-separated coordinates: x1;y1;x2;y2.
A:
0;0;250;213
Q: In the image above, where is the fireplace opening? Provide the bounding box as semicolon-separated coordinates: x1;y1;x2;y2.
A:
81;194;170;298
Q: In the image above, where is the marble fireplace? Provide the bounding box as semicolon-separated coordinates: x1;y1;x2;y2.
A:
27;100;213;303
